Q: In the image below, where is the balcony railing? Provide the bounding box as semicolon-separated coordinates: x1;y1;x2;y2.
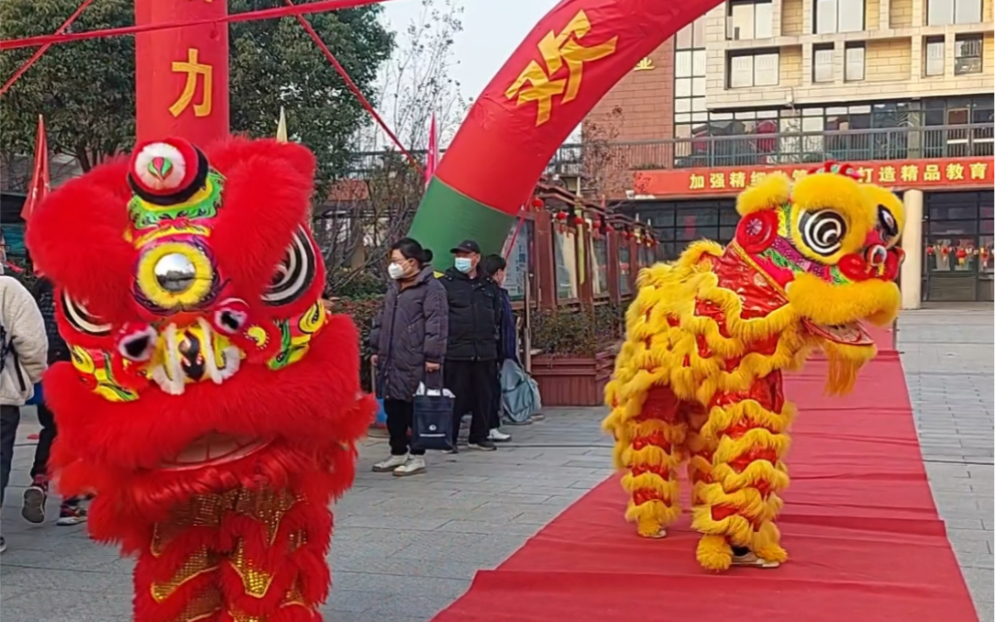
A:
547;123;995;176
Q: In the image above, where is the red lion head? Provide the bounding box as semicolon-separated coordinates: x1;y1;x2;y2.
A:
27;138;373;531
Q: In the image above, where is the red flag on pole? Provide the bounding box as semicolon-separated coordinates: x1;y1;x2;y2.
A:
424;113;438;188
21;114;50;222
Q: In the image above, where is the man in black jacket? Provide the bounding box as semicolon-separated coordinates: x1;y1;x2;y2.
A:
24;276;87;526
441;240;500;451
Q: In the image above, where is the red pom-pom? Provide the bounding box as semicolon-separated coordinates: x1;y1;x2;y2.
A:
735;210;779;254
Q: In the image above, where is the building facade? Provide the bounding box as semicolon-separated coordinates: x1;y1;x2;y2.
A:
582;0;994;304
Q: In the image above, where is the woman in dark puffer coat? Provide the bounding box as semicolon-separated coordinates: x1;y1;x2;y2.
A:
369;238;448;477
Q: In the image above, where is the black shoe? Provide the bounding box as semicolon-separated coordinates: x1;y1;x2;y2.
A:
468;439;496;451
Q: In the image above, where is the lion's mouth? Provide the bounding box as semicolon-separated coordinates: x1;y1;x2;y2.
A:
160;433;268;471
145;320;242;395
802;317;874;346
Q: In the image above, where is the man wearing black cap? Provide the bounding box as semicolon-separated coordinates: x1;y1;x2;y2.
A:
440;239;500;451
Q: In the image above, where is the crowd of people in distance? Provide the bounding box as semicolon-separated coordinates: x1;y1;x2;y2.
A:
369;237;523;477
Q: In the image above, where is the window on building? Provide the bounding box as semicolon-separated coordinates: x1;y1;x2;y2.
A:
924;36;946;76
927;0;982;24
674;18;708;151
845;43;866;81
727;0;774;40
814;0;865;33
728;50;780;88
954;34;983;75
923;96;994;157
813;44;835;83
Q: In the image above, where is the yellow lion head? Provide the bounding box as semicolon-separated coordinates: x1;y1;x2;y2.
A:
731;162;905;388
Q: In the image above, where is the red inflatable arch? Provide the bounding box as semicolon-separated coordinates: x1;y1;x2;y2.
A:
409;0;725;266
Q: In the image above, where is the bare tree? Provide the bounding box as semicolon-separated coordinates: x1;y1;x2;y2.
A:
313;0;468;295
581;105;632;209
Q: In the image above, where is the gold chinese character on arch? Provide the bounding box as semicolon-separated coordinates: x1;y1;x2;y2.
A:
900;164;919;182
857;167;874;183
634;57;655;71
169;48;213;118
689;174;705;190
750;171;767;186
506;11;618;125
923;164;941;181
709;173;726;189
791;169;808;181
729;171;747;188
945;163;965;181
970;161;988;179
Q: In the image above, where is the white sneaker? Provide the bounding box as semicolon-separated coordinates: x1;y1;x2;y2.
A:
731;550;780;568
372;454;408;472
393;457;426;477
488;429;511;442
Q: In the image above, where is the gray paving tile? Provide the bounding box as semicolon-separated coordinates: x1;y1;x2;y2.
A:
898;305;994;620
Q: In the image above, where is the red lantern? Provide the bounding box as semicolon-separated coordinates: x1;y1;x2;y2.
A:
574;214;585;226
555;211;568;221
531;197;544;210
605;223;614;233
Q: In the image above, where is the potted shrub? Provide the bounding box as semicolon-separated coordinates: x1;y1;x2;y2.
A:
529;305;622;406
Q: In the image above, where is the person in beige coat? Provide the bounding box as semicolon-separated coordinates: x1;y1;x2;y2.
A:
1;271;49;553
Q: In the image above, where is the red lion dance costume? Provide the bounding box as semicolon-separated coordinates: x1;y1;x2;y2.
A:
26;137;374;622
604;163;905;572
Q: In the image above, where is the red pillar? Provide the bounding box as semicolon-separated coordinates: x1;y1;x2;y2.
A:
135;0;229;145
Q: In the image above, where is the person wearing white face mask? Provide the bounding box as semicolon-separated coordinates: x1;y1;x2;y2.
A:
439;240;502;452
369;238;449;476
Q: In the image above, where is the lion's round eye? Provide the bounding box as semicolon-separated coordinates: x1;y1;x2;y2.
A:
262;226;317;306
798;210;847;256
877;206;900;246
61;291;112;336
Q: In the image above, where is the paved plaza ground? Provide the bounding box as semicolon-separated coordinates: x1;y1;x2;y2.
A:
0;307;991;622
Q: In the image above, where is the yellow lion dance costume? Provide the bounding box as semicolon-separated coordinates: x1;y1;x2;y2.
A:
604;162;906;571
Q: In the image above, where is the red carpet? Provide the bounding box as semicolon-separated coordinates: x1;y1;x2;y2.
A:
432;325;980;622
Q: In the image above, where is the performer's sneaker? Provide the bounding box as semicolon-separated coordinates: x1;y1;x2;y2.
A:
373;454;409;472
731;550;780;568
393;457;426;477
21;475;49;524
56;501;88;526
488;429;511;442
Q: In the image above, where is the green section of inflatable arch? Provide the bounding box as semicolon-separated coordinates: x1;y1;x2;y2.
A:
409;177;516;271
